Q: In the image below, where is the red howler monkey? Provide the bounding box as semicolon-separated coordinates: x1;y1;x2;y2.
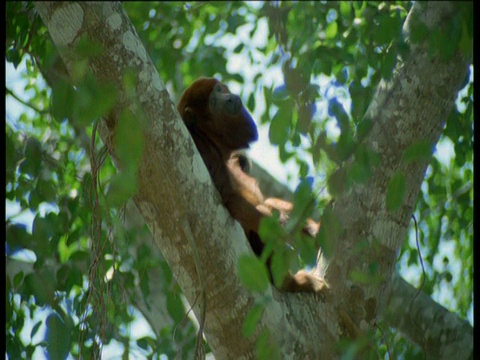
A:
177;77;326;294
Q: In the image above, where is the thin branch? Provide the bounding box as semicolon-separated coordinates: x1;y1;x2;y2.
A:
6;87;50;115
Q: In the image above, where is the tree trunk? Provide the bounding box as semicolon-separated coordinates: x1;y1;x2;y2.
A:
317;0;471;349
34;2;471;358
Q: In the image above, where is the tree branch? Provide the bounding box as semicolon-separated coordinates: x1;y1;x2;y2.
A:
6;87;49;115
387;275;473;359
319;0;470;335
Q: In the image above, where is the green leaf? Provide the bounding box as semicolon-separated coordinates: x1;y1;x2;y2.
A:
286;178;315;234
256;329;281;360
258;216;285;257
247;92;256;112
295;235;317;267
348;161;371;184
30;321;42;340
270;250;289;289
348;143;377;184
409;16;429;44
36;179;57;204
458;16;473;58
106;170;138;208
19;138;43;178
73;77;118;126
339;2;352;18
403;140;433;163
325;21;338;39
386;172;406;211
327;168;350;197
68;249;91;262
242;304;264;337
297;104;314;135
13;271;24;288
233;43;244;53
272;85;289;102
166;292;184;323
336;132;355;161
24;272;55;306
380;47;397;80
32;214;55;256
140;272;150;298
445;271;453;283
74;35;104;59
438;14;462;61
6;223;31;253
356;117;373;140
51;79;76;122
317;208;342;258
237;255;269;293
350;81;368;121
269;105;292;146
6;128;20;184
227;13;245;33
116;109;145;171
137;336;156;351
6;47;21;69
328;97;350;133
45;313;71;360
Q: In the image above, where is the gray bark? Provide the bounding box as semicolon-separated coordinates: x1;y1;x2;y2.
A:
317;0;471;341
387;275;473;360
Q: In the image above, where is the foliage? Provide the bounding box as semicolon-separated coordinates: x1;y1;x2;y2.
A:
6;1;473;359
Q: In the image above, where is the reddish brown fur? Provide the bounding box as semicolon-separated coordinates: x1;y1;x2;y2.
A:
178;77;326;294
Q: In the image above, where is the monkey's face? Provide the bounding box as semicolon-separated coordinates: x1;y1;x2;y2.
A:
178;77;258;151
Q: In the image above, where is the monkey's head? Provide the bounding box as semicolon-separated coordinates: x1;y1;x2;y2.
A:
178;77;258;151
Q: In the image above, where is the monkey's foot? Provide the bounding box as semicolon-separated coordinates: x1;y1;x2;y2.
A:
281;270;329;300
